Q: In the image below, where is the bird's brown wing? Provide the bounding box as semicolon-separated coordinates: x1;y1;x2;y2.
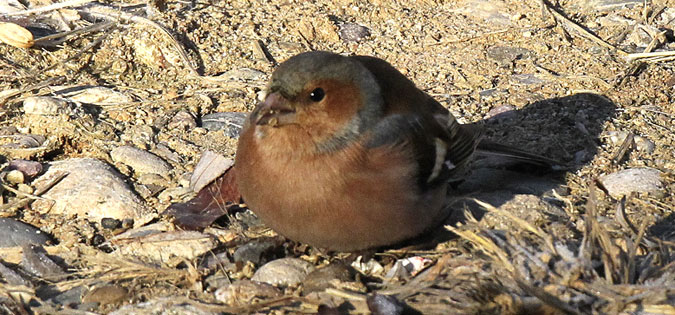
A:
353;55;481;183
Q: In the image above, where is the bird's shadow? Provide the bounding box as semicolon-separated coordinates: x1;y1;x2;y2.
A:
400;93;617;249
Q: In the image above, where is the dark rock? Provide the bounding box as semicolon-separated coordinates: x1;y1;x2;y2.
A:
367;294;405;315
233;239;278;265
339;23;371;42
0;218;51;247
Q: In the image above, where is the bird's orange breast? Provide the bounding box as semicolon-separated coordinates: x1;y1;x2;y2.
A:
235;123;448;251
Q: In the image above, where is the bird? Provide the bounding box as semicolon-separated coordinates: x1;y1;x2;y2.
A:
235;51;558;251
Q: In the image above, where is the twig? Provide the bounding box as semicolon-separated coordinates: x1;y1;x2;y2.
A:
541;0;626;55
0;76;66;106
431;29;511;45
33;21;115;45
611;132;634;164
473;199;558;256
627;50;675;61
0;171;68;214
0;184;47;201
26;31;110;78
642;30;667;54
5;0;95;16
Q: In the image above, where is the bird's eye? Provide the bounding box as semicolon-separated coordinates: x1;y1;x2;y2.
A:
309;88;325;102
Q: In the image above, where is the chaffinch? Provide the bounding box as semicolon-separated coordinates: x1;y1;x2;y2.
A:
235;51;555;251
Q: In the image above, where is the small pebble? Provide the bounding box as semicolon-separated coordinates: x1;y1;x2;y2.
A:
82;285;128;305
251;258;315;287
339;23;371;42
167;111;197;131
201;112;247;138
214;280;281;306
5;169;25;184
8;159;43;177
101;218;122;229
599;168;664;198
633;136;655;153
110;146;171;177
367;294;405;315
303;261;356;293
91;234;106;246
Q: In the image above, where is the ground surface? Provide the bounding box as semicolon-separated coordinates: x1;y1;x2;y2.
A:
0;0;674;314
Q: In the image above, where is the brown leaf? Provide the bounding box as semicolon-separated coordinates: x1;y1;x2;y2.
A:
165;166;241;230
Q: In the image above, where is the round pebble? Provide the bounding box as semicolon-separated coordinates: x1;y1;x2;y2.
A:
251;258;315;287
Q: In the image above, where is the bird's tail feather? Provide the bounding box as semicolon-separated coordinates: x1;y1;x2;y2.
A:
475;140;566;171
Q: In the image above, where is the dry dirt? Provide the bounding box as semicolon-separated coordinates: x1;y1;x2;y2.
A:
0;0;674;314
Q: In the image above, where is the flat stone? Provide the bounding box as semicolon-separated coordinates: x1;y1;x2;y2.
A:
487;46;534;66
0;261;31;286
112;230;217;266
54;86;133;105
190;151;233;192
201;112;247;138
303;261;357;293
82;285;128;305
31;158;154;226
251;258;315;287
23;96;72;116
599;168;664;198
214;280;281;306
20;244;66;280
109;296;220;315
110;146;171;177
0;218;51;247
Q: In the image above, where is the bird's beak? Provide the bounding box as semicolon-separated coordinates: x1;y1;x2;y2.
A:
255;91;297;127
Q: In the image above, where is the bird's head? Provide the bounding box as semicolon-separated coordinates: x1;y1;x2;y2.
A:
253;51;384;152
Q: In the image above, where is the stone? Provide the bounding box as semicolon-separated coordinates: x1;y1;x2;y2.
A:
339;23;371;42
110;146;171;177
23;96;72;116
201;112;247;138
214;280;281;306
251;258;315;287
0;218;51;247
31;158;154;226
599;168;664;198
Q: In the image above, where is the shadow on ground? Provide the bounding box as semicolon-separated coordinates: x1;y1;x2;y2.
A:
406;93;617;248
